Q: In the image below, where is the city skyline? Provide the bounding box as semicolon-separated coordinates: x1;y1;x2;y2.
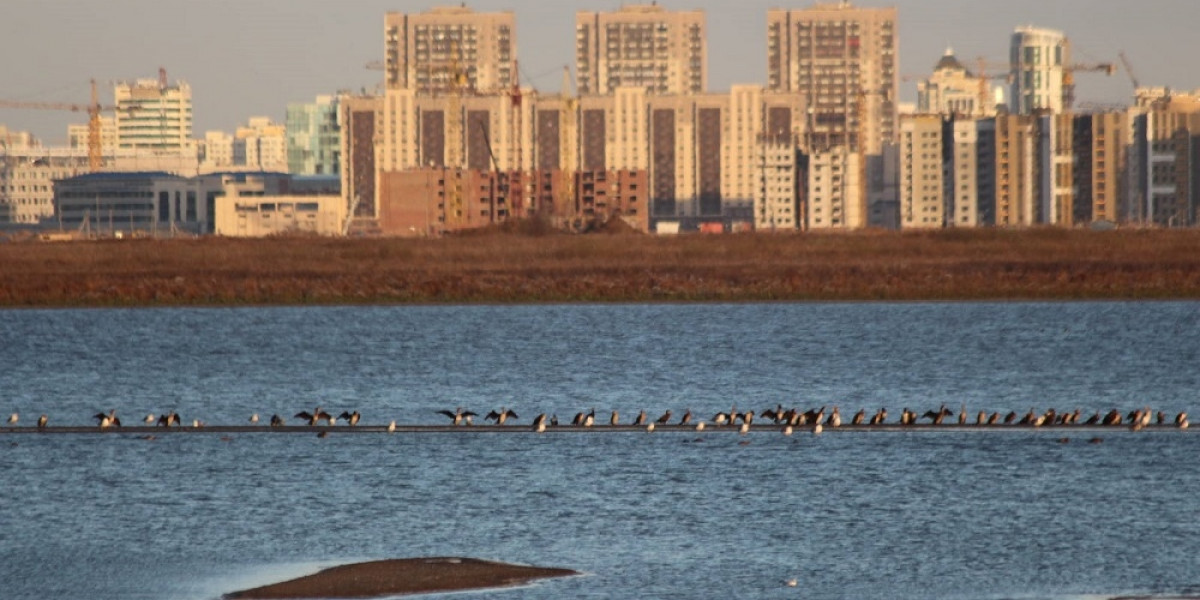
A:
2;0;1198;143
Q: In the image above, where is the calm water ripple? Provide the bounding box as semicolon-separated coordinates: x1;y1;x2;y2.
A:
1;302;1198;600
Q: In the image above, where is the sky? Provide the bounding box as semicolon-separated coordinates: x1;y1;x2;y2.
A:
2;0;1198;144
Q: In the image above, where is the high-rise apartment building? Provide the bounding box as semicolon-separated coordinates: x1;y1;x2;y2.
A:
384;6;516;94
575;5;706;96
114;76;193;153
767;3;897;154
1010;26;1068;115
286;95;341;176
899;114;945;228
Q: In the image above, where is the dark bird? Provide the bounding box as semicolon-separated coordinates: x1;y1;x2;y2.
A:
1003;411;1017;425
1083;412;1101;426
987;412;1000;425
869;408;888;426
37;414;48;429
270;414;285;427
1176;412;1189;429
923;405;953;425
157;411;181;427
1101;409;1123;426
679;410;693;426
851;409;866;426
337;411;361;426
532;413;548;433
633;410;647;426
610;410;620;426
485;408;518;425
656;410;673;425
93;410;121;428
436;407;477;426
295;407;334;426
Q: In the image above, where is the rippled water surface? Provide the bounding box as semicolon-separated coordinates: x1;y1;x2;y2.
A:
2;303;1199;600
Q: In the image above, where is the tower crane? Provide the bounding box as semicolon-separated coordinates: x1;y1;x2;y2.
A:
1062;61;1116;111
1118;50;1140;92
0;79;117;171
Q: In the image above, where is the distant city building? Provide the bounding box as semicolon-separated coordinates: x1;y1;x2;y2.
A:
767;3;898;154
67;116;118;158
917;49;999;118
286;96;340;175
208;173;343;236
384;6;516;94
899;114;946;228
339;94;383;226
1010;26;1068;115
1072;110;1131;225
1134;90;1200;226
806;147;862;229
53;172;208;235
575;4;707;96
0;146;90;225
114;76;193;153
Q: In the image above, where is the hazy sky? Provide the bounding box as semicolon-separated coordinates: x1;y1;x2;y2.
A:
2;0;1197;143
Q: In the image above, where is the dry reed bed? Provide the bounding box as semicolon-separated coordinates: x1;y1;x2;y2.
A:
2;229;1200;307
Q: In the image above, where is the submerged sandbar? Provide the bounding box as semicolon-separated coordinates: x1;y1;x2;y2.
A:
223;557;578;599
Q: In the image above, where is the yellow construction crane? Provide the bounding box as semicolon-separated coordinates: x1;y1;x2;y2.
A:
0;79;116;171
1063;61;1116;111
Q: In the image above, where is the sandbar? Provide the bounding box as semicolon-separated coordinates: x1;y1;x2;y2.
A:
223;557;578;599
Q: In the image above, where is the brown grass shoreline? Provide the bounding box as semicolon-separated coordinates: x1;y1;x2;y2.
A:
2;228;1200;307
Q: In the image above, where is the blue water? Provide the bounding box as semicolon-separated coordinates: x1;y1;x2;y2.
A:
2;303;1198;600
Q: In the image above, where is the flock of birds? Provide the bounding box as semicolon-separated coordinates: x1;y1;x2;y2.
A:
3;403;1190;434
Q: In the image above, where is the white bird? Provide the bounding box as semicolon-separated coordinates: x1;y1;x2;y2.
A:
143;414;156;424
783;425;793;436
646;423;655;433
37;414;48;429
7;413;17;425
387;420;397;433
249;413;260;424
739;421;750;435
813;423;823;435
695;422;705;432
785;578;799;587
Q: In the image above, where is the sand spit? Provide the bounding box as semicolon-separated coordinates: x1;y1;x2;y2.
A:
223;557;578;599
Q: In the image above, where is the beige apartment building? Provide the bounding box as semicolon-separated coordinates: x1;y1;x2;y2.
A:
575;4;707;96
1072;111;1130;225
1135;90;1200;226
899;115;945;228
384;6;516;95
767;3;898;154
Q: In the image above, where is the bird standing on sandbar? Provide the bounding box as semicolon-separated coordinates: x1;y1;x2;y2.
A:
249;413;260;425
656;410;673;425
7;412;17;426
37;414;48;429
270;414;285;427
337;411;361;426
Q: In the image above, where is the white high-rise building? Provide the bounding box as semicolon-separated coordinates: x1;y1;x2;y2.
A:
1010;26;1068;115
575;4;707;96
114;76;193;153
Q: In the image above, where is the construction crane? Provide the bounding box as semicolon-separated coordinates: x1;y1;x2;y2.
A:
1063;61;1116;111
974;57;1015;114
1118;50;1140;92
0;79;116;171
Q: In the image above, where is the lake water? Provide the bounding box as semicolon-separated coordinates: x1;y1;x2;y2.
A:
2;302;1198;600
